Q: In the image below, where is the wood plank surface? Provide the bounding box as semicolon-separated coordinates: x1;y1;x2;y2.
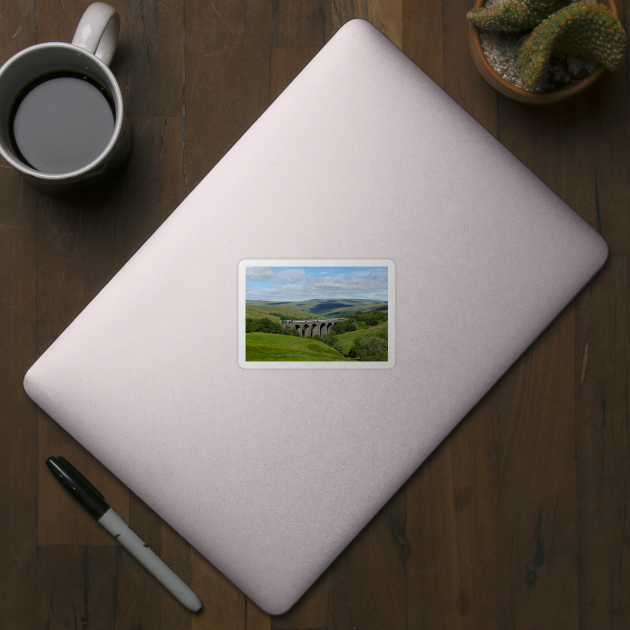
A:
403;0;444;87
332;0;403;48
184;0;271;191
407;392;498;629
1;0;628;628
575;256;630;629
0;4;38;629
125;0;184;117
331;486;408;630
271;0;332;46
443;0;498;128
36;545;119;630
497;304;579;628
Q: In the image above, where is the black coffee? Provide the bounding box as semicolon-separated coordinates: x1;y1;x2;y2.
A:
10;73;115;174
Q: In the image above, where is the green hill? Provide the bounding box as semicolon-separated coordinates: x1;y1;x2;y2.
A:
308;300;388;317
245;298;387;320
245;302;317;321
246;333;354;361
334;322;389;354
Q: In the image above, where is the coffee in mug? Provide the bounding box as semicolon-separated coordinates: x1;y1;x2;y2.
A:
11;72;116;174
0;2;131;197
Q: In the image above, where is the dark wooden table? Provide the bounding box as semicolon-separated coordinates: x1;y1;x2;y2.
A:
1;1;628;628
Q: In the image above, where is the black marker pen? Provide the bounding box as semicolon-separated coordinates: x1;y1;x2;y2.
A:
46;456;202;612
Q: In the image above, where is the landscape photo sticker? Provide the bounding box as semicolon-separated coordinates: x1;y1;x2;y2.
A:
238;260;395;369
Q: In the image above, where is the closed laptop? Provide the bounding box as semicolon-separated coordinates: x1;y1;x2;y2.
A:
24;19;608;614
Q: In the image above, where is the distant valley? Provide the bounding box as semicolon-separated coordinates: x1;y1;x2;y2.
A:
246;298;388;320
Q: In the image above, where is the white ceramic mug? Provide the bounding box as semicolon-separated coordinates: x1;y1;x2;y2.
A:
0;2;131;197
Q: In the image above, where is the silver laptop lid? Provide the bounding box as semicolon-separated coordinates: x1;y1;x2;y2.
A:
24;19;607;614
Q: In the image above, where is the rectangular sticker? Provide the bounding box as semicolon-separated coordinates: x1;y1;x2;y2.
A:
238;259;395;369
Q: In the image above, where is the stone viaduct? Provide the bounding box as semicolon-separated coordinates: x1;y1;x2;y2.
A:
280;318;345;338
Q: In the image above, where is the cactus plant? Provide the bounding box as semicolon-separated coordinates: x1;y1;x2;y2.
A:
467;0;568;33
516;1;627;85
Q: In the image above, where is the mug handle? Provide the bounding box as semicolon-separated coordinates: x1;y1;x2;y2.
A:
71;2;120;67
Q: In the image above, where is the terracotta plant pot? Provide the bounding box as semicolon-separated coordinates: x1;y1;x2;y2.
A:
468;0;619;103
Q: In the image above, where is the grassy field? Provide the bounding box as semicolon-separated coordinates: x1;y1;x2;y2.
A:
334;322;389;354
246;333;354;361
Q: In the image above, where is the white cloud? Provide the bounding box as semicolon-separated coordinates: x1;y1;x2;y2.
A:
302;272;388;297
274;269;305;284
245;267;388;301
246;267;278;281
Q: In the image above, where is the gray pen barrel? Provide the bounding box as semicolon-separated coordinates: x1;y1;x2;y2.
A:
98;508;202;612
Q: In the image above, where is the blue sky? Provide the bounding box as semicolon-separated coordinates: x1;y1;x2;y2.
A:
246;266;388;302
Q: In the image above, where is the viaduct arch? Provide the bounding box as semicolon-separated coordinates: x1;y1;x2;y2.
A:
280;318;345;338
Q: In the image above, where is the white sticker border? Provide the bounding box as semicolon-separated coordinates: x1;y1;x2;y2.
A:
238;259;395;370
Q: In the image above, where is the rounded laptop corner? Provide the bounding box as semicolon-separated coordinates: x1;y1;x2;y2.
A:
594;232;610;273
23;363;38;399
335;16;377;37
256;593;301;617
23;359;55;412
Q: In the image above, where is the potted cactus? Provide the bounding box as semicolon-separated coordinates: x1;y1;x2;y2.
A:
467;0;627;102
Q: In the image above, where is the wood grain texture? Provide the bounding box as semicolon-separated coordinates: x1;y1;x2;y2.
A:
443;0;497;131
576;256;630;629
184;0;271;191
36;545;119;630
497;305;579;629
271;0;332;46
0;5;39;629
1;0;629;627
403;0;444;87
332;0;403;48
125;0;184;117
0;146;38;630
331;486;408;630
583;72;630;254
407;393;498;629
0;0;36;54
495;76;629;256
